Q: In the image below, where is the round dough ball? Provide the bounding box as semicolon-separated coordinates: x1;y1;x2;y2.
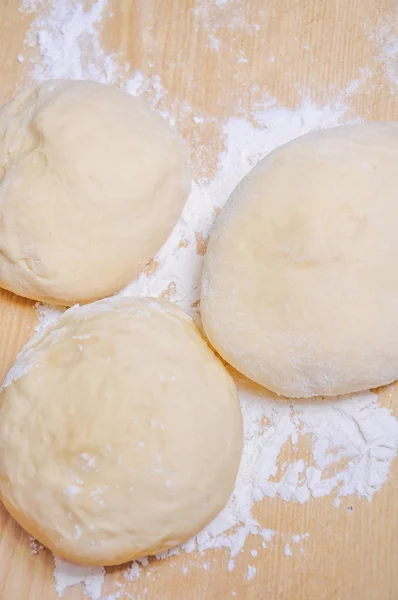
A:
0;80;191;305
201;122;398;398
0;297;242;566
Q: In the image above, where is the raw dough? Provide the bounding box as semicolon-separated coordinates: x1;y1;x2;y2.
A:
201;122;398;398
0;297;243;566
0;80;191;305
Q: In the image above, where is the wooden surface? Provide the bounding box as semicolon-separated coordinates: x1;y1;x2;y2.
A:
0;1;398;599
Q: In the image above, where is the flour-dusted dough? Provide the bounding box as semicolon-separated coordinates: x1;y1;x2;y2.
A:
0;80;191;305
201;122;398;398
0;298;243;566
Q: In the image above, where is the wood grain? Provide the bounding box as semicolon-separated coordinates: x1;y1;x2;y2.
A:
0;1;397;599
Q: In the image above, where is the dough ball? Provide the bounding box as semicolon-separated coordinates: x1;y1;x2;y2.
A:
0;298;242;566
0;80;191;305
201;122;398;398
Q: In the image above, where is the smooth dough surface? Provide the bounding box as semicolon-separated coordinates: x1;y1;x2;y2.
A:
0;297;242;566
201;122;398;398
0;80;191;305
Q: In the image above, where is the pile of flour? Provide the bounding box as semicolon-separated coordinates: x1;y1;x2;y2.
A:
16;0;398;598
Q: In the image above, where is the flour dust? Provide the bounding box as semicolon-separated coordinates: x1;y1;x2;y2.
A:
368;14;398;90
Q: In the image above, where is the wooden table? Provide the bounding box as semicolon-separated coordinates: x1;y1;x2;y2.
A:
0;1;397;598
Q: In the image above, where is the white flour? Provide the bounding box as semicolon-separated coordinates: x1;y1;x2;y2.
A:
53;558;105;600
22;0;119;83
15;0;398;598
368;15;398;90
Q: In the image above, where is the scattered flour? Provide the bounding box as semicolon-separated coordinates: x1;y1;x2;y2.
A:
29;535;44;555
53;557;105;600
12;1;398;599
368;17;398;90
21;0;120;82
284;544;292;557
247;565;256;580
